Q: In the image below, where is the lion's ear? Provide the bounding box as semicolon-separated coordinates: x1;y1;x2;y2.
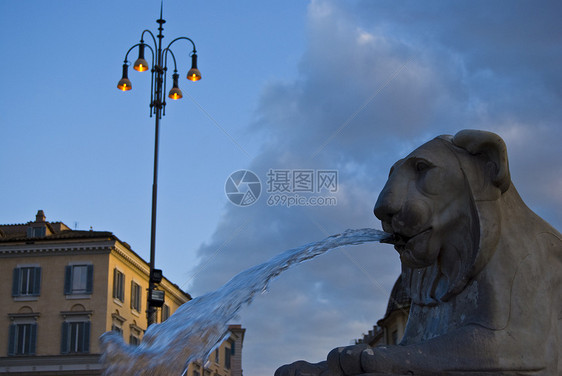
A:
452;130;511;193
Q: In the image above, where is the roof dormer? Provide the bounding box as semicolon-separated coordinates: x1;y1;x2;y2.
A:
27;210;48;238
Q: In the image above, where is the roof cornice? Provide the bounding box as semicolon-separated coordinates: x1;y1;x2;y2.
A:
0;240;114;257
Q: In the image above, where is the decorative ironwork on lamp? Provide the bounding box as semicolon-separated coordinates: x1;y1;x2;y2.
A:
116;2;202;327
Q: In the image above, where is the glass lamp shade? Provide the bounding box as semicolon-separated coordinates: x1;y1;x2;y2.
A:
187;68;201;82
168;87;183;100
168;73;183;100
133;58;149;72
134;44;149;72
117;77;133;91
117;64;132;91
187;53;202;81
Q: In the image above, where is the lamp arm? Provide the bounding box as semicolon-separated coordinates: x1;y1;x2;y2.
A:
141;29;158;51
123;42;154;64
166;36;198;54
161;49;179;116
123;44;139;63
162;64;168;116
163;48;179;73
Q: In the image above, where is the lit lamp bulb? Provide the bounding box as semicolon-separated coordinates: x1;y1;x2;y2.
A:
168;73;183;100
117;64;132;91
186;53;202;82
134;44;149;72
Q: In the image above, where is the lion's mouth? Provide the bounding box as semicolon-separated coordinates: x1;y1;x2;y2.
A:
386;228;432;251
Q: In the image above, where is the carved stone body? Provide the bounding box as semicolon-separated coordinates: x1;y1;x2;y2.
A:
276;130;562;375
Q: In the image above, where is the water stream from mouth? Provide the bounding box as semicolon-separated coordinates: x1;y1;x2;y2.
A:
100;228;390;376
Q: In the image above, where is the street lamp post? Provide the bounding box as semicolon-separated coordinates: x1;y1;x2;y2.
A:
117;4;201;327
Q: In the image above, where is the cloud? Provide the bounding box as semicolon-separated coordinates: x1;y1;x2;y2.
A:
187;1;562;375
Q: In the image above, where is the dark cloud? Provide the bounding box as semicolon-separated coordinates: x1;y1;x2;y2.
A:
188;1;562;375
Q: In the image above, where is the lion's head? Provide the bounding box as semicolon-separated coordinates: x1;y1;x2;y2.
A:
374;130;512;305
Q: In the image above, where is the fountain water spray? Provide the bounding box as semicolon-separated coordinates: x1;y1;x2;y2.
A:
100;228;391;375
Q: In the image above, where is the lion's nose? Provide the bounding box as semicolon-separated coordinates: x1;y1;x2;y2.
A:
374;190;400;225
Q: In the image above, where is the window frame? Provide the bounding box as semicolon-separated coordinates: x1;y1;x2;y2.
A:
224;345;231;369
111;323;123;336
64;264;93;296
8;321;37;356
130;280;142;312
12;265;41;298
113;268;125;303
129;325;142;346
161;304;170;322
111;311;126;339
129;333;141;346
391;328;398;345
61;320;90;354
27;226;46;238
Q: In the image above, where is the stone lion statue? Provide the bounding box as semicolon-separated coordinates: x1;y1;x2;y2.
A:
276;130;561;375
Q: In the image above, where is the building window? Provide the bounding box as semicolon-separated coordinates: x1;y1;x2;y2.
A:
113;269;125;302
391;329;398;345
224;346;231;369
215;348;219;363
64;264;93;295
161;304;170;322
111;324;123;336
12;266;41;297
131;281;142;312
61;321;90;354
129;326;141;346
27;226;46;238
193;364;201;376
129;334;140;346
8;323;37;356
111;311;126;340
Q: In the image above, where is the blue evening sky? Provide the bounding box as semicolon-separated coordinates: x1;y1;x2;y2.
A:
1;1;561;375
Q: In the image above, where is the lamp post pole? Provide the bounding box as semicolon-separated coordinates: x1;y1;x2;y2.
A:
117;4;201;327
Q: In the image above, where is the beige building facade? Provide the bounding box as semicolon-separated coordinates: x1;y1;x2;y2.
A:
356;275;410;347
0;211;244;376
186;324;246;376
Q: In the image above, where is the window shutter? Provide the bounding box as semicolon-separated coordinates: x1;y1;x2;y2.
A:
61;322;69;354
120;273;125;301
113;268;117;299
64;266;72;295
8;324;16;356
86;265;94;294
225;346;231;369
130;281;134;309
33;267;42;296
29;323;37;355
12;268;20;297
137;285;142;312
83;322;91;353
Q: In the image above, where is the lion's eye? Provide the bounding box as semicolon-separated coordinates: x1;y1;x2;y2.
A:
415;161;431;173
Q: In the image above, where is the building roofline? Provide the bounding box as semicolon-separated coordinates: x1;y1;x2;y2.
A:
111;238;192;301
1;212;192;300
